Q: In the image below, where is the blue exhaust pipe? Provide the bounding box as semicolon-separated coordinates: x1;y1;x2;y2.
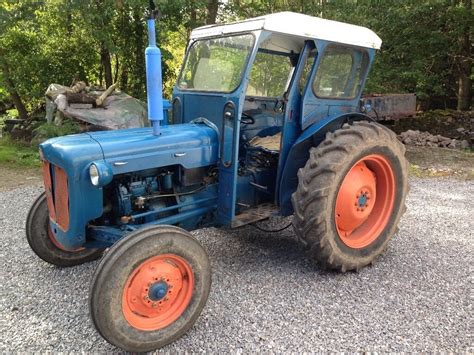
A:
145;15;163;136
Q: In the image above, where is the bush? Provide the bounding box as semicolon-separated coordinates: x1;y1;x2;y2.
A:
31;121;81;145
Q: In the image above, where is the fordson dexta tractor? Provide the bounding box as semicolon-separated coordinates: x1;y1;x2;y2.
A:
26;10;408;352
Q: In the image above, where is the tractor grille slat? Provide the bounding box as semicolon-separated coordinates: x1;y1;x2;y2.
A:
42;161;70;231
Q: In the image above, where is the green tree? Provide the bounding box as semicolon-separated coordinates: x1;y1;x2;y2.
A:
0;0;471;117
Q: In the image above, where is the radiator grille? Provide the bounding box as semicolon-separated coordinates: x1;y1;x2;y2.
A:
42;161;69;231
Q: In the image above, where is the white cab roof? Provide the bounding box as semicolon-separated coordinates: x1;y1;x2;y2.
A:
190;11;382;49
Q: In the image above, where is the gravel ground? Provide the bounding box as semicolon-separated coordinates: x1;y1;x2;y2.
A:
0;177;472;352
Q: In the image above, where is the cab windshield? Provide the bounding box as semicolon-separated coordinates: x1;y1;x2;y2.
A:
177;34;254;93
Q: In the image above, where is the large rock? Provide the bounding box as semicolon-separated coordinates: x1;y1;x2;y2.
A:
447;139;458;149
460;140;471;149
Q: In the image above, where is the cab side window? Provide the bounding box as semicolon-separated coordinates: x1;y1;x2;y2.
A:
313;45;369;99
298;48;317;94
247;50;293;98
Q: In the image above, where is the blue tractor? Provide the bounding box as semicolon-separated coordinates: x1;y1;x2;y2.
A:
26;10;408;352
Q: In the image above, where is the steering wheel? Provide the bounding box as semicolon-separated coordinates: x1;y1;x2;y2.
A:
241;112;255;125
273;99;285;112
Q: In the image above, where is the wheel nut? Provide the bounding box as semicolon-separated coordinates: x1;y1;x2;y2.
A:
152;302;157;308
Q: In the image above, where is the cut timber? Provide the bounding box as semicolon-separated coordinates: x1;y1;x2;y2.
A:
231;203;278;228
66;92;97;107
70;81;87;93
96;83;118;107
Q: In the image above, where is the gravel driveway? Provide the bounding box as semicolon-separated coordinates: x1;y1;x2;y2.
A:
0;177;472;352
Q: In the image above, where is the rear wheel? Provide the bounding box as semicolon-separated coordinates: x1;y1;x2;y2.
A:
26;192;102;267
89;225;211;352
292;121;408;271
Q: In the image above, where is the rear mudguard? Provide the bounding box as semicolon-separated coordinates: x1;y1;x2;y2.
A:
278;113;373;216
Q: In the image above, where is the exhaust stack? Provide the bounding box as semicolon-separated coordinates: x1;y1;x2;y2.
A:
145;10;163;136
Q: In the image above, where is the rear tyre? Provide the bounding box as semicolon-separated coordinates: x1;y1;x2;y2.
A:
292;121;408;272
89;225;211;352
26;192;102;267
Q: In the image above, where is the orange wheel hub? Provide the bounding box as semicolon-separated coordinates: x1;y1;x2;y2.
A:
122;254;194;331
335;154;396;249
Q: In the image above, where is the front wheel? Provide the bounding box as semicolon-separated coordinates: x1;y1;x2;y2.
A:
89;225;211;352
292;121;409;272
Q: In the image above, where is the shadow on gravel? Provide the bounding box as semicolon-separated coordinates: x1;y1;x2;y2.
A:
219;224;334;276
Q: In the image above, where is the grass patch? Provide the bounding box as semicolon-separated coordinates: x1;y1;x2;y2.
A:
0;136;40;169
0;119;80;170
406;146;474;180
408;164;424;178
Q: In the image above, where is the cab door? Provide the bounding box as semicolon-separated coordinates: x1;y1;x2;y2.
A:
172;32;262;225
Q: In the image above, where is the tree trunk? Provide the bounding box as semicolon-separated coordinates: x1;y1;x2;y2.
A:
206;0;219;25
66;0;73;34
187;6;197;39
0;53;28;121
100;44;113;88
120;67;128;91
132;10;145;98
457;0;472;111
114;54;120;84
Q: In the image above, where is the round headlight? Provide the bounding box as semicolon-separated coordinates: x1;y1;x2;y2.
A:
89;164;99;186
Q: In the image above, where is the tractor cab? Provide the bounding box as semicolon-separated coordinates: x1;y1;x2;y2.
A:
173;12;380;225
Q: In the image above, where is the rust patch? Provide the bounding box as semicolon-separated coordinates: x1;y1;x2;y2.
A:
53;166;69;231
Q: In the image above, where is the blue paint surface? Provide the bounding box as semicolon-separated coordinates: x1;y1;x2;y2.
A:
149;281;168;301
146;19;164;135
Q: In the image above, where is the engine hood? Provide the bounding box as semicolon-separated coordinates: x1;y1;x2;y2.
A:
40;133;104;176
88;123;219;174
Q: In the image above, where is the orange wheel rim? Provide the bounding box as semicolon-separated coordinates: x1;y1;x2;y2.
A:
335;154;396;249
122;254;194;331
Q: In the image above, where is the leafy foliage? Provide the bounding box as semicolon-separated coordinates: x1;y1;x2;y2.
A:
0;0;471;118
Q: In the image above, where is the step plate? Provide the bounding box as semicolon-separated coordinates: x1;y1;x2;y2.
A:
231;203;279;228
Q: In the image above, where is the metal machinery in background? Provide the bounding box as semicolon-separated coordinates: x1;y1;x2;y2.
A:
26;8;409;352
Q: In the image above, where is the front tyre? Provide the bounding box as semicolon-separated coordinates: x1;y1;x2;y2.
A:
89;225;211;352
292;121;408;272
26;192;102;267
